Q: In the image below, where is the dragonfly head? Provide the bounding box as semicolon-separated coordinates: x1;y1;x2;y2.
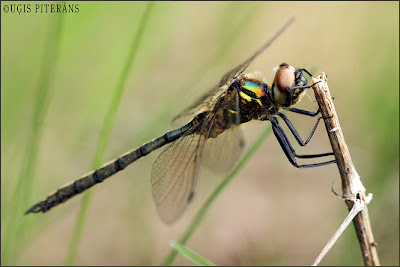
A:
272;63;309;107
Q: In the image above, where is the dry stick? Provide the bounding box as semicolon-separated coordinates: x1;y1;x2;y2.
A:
311;74;380;266
312;192;372;266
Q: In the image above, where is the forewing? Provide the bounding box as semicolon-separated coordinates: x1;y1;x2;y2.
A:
151;130;206;224
172;19;294;127
219;17;295;87
172;83;225;127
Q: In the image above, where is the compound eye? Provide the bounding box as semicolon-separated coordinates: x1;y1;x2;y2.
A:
275;64;295;93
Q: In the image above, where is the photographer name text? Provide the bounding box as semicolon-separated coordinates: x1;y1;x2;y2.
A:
3;3;79;15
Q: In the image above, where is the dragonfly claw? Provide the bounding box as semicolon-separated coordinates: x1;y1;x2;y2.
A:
25;202;44;215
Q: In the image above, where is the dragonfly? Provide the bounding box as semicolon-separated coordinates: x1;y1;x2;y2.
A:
25;18;338;224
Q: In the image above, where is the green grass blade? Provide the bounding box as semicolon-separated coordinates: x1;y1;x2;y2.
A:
63;2;155;265
170;241;216;266
1;14;64;266
162;125;272;266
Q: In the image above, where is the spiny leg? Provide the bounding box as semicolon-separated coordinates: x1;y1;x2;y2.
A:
277;112;328;147
297;68;314;78
286;81;321;106
274;118;333;159
287;97;335;117
270;117;336;168
288;107;319;117
288;81;321;92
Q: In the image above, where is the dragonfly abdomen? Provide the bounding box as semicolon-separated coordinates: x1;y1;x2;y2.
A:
25;122;193;215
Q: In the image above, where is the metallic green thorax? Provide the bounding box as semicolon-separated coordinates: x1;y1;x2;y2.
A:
223;76;270;124
240;79;266;105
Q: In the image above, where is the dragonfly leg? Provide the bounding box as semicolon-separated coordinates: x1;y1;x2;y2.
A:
273;117;332;158
270;117;336;169
286;81;321;106
277;112;329;148
297;68;314;78
287;96;336;117
287;81;320;92
288;107;320;117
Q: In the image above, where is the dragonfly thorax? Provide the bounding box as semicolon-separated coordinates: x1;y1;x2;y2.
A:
238;72;269;107
233;73;273;120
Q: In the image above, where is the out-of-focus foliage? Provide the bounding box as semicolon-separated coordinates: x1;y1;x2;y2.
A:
1;2;398;266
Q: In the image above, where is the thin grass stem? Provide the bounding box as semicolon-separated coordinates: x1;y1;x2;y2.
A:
1;14;64;265
63;2;155;265
170;241;216;266
162;125;272;265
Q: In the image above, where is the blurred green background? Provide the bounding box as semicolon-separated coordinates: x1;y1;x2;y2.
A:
1;1;398;266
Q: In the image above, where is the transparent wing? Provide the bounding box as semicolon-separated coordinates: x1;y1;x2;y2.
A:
152;80;248;223
202;125;245;175
219;17;295;87
201;84;245;174
172;18;294;128
172;83;225;128
152;16;297;222
151;128;206;224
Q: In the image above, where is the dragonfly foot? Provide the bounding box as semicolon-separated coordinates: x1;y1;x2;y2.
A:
25;202;45;215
